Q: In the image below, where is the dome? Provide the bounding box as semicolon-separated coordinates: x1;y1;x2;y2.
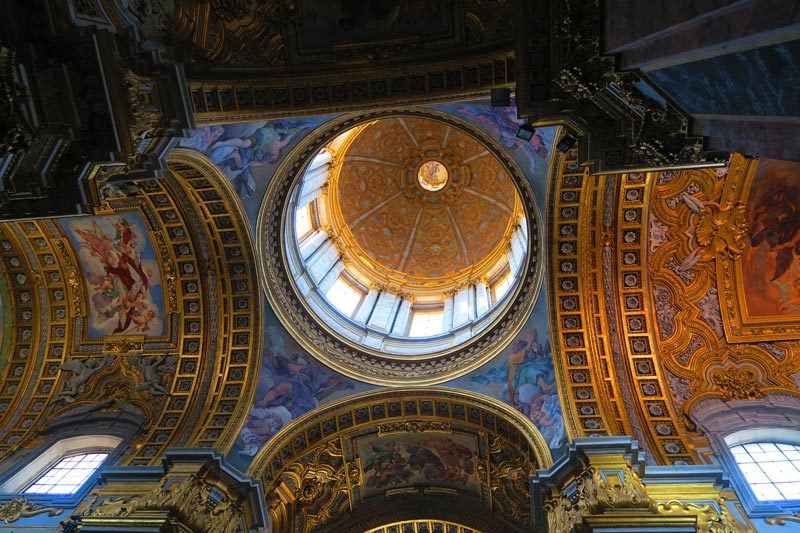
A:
329;115;523;293
260;110;542;384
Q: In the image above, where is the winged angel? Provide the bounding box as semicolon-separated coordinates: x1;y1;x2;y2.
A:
131;355;178;396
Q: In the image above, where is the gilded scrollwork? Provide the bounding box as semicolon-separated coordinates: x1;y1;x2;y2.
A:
641;154;800;453
120;68;163;144
0;499;62;523
657;499;749;532
711;366;764;401
544;464;654;532
378;421;451;434
766;512;800;525
676;196;748;273
88;474;242;533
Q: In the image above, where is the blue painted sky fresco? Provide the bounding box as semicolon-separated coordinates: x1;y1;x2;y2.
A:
183;100;565;468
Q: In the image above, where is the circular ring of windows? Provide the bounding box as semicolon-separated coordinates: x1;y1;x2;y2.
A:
259;110;544;385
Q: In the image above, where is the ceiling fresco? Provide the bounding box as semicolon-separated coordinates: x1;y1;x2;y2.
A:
60;213;165;338
179;116;329;207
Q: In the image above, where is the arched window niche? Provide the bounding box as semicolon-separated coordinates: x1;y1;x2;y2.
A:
726;430;800;509
689;393;800;517
0;435;121;498
284;117;530;357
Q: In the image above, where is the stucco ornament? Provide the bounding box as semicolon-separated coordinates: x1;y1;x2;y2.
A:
678;196;748;272
0;499;62;523
712;366;763;401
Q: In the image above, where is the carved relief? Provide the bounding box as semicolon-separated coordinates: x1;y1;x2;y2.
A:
712;367;764;401
88;474;241;533
545;464;654;532
54;356;115;404
128;355;178;396
658;499;750;533
0;499;62;523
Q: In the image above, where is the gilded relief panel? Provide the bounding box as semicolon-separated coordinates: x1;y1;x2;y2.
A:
646;155;800;458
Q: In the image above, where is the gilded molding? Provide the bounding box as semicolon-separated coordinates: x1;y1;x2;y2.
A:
657;499;750;532
164;149;263;455
0;498;62;524
766;512;800;525
646;155;800;455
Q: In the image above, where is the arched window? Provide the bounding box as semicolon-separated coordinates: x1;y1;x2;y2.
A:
721;428;800;515
24;452;109;495
729;442;800;501
0;435;121;496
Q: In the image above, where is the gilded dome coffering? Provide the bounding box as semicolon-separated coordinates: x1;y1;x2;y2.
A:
330;116;523;291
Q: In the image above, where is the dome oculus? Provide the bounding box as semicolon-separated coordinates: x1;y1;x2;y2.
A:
417;160;449;192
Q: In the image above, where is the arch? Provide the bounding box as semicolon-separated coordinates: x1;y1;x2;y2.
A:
0;435;121;494
248;387;552;533
689;392;800;516
164;149;264;453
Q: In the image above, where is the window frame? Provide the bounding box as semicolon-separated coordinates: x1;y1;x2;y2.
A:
23;451;111;495
325;274;366;318
0;435;121;504
294;200;318;243
489;265;514;304
723;429;800;516
407;306;445;338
